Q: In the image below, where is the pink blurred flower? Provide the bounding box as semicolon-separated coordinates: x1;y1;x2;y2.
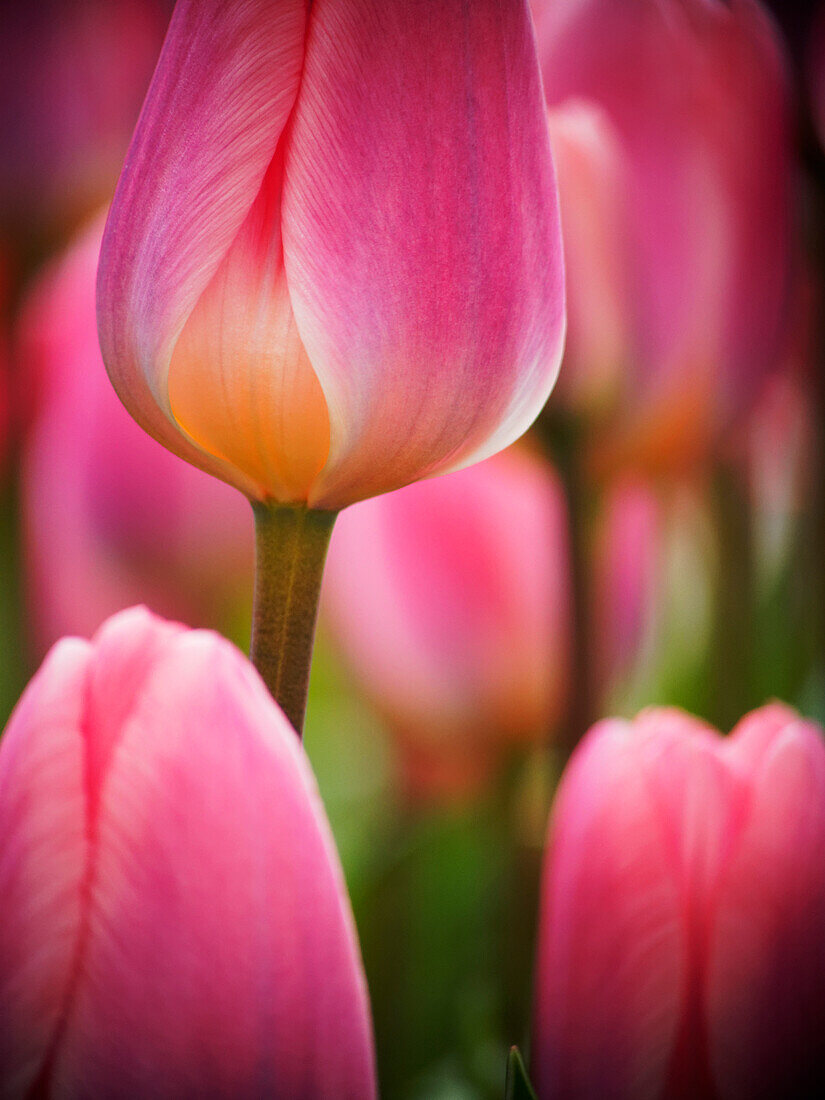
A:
592;479;714;709
0;606;376;1097
535;0;792;473
323;447;569;797
97;0;564;511
18;217;252;657
532;704;825;1099
0;0;169;239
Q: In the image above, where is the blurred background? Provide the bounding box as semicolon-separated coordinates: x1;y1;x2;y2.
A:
1;1;823;1096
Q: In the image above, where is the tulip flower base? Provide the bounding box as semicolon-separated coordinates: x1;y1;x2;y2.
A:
250;503;336;735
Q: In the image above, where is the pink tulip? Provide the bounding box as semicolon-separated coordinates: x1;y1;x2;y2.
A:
98;0;565;511
0;0;169;238
323;446;569;796
532;704;825;1099
592;479;714;709
534;0;792;472
19;216;252;656
0;606;376;1097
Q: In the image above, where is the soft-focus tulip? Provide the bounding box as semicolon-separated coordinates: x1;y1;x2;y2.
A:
98;0;564;511
0;606;376;1097
534;0;791;473
0;0;169;239
323;446;569;797
532;704;825;1099
592;479;714;711
19;217;252;656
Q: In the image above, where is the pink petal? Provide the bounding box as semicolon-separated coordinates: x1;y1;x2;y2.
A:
97;0;308;500
707;713;825;1098
283;0;565;508
547;99;632;412
532;720;685;1100
0;637;92;1095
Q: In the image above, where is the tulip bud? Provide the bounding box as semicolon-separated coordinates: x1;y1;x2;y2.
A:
534;0;792;473
0;606;376;1097
97;0;564;511
323;446;569;798
532;704;825;1099
18;218;252;655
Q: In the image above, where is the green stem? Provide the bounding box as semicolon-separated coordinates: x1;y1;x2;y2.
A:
250;503;337;736
709;460;754;730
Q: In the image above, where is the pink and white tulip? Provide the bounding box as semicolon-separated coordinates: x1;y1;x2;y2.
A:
323;446;569;796
98;0;565;511
532;704;825;1099
19;217;252;656
0;606;376;1097
534;0;792;472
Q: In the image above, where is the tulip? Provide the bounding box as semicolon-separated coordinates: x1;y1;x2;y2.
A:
534;0;792;473
18;217;252;657
97;0;565;730
532;704;825;1099
99;0;563;511
592;479;714;710
0;0;169;241
0;606;376;1097
323;446;569;799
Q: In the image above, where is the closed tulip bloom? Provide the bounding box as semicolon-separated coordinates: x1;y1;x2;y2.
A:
19;217;252;655
98;0;564;512
0;606;376;1097
534;0;791;472
323;447;569;795
532;705;825;1099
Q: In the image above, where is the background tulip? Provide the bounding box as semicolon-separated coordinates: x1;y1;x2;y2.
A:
323;446;570;799
0;606;376;1097
534;0;792;473
18;217;252;658
0;0;169;245
592;479;715;714
98;0;564;510
532;704;825;1099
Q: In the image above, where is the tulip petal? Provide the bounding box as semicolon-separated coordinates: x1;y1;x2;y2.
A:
167;152;330;503
283;0;565;508
97;0;308;499
707;715;825;1098
532;720;684;1100
48;617;375;1097
0;638;91;1096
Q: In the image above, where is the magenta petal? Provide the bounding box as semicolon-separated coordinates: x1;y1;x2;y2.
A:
0;638;92;1095
532;720;684;1100
707;714;825;1098
97;0;307;498
283;0;565;508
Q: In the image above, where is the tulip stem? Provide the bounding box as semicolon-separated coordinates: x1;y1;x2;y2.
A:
250;503;337;736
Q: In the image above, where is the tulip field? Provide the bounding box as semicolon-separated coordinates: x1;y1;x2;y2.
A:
1;1;824;1097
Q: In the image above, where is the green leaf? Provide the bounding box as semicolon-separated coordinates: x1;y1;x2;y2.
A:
504;1046;537;1100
